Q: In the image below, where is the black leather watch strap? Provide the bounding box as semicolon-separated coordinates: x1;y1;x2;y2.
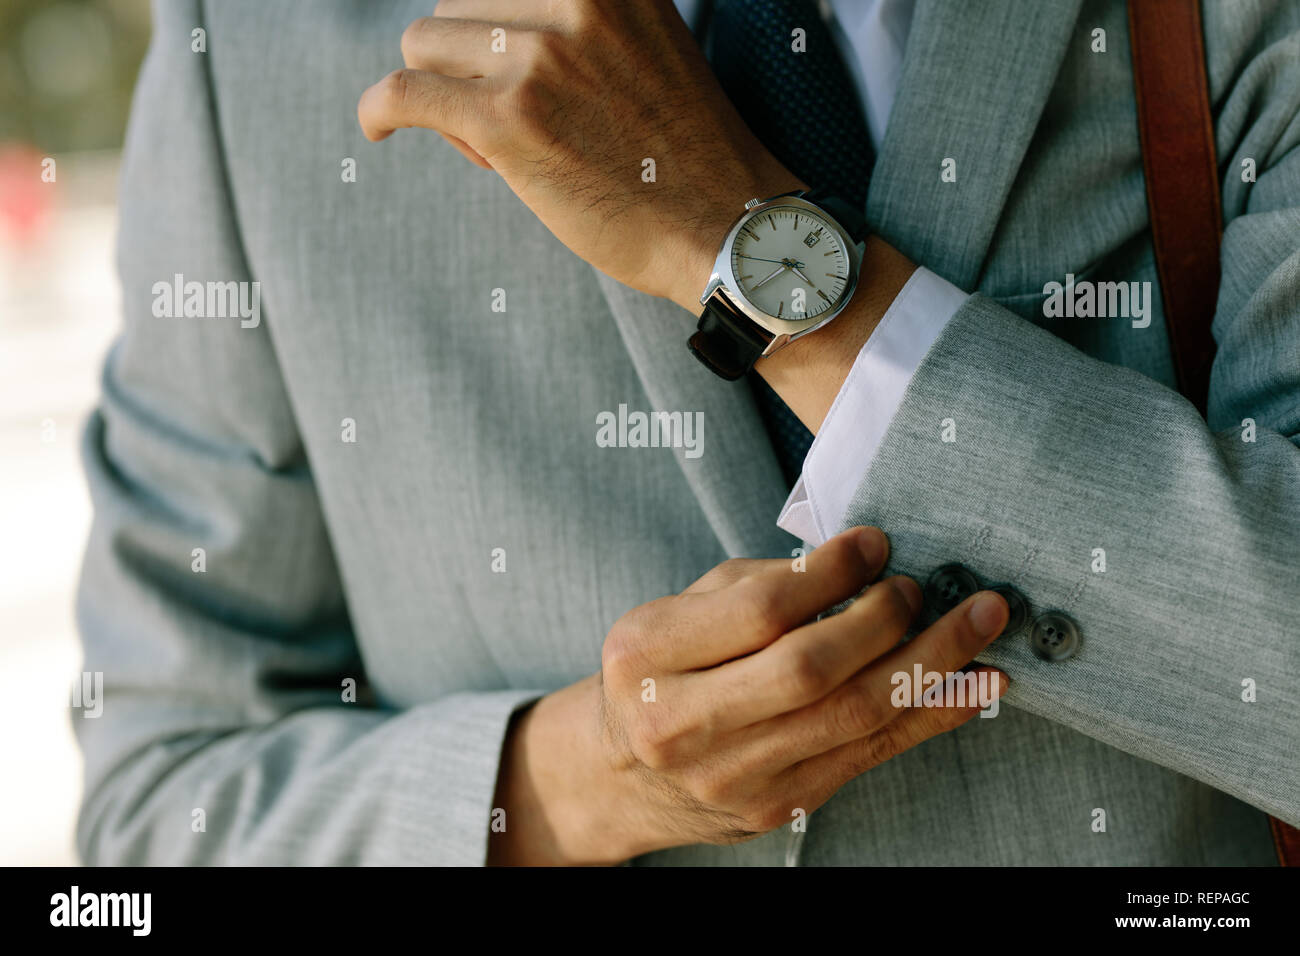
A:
688;293;773;381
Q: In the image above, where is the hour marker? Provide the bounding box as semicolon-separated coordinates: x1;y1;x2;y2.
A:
824;251;837;256
818;290;832;303
739;274;752;280
777;301;784;317
825;273;844;279
770;217;777;231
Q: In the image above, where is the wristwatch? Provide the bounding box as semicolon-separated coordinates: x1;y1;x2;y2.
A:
689;189;867;380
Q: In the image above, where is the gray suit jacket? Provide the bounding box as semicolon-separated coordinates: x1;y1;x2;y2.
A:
76;0;1300;865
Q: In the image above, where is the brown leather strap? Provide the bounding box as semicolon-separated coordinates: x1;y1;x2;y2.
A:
1128;0;1220;416
1128;0;1300;866
1270;817;1300;867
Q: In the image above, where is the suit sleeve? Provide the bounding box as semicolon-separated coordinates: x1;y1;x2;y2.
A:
74;0;539;865
836;32;1300;826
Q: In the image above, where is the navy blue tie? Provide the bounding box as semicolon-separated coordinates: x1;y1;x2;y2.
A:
708;0;874;486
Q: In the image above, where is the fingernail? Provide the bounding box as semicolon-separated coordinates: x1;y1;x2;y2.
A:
890;575;922;615
857;527;886;566
968;592;1007;638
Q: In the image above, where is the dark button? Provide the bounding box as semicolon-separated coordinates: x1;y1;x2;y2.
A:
1029;611;1081;661
988;584;1029;635
924;564;979;617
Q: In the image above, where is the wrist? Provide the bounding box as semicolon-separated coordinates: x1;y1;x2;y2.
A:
488;674;667;865
755;236;918;431
660;161;807;314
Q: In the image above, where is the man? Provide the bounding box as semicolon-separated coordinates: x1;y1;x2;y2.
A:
77;0;1298;865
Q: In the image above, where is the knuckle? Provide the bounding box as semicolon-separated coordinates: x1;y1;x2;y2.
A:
828;687;887;739
781;649;830;704
855;579;912;634
869;725;907;764
732;577;785;635
714;558;752;583
627;725;671;771
399;17;432;63
845;728;902;777
600;626;631;678
689;559;746;593
380;69;413;110
602;607;654;680
625;707;680;771
685;767;731;808
517;30;562;84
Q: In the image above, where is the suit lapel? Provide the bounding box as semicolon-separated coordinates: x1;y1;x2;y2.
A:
591;273;796;559
869;0;1085;288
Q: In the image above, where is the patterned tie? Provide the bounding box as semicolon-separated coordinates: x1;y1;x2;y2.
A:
707;0;874;486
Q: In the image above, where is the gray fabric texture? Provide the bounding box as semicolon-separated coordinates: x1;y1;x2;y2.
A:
75;0;1298;865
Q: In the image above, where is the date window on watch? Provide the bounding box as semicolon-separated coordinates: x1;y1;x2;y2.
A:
802;230;822;248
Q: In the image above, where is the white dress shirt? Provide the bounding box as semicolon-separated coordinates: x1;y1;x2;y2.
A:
674;0;969;546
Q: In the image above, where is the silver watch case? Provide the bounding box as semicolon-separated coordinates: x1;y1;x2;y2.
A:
699;193;864;356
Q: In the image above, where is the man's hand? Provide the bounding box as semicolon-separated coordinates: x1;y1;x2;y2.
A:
489;527;1010;864
358;0;803;313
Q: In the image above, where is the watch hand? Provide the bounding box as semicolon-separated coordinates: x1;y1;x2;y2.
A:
737;255;809;269
737;254;792;266
790;265;814;285
749;265;788;291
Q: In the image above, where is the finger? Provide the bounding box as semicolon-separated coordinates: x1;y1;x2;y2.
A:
440;132;492;168
788;668;1009;796
434;0;552;27
357;68;485;142
742;590;1008;761
734;527;891;634
682;526;880;594
665;526;890;669
693;575;920;731
868;589;1009;701
402;17;509;78
682;557;786;594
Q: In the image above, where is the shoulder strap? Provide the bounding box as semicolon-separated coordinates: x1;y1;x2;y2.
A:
1128;0;1299;866
1127;0;1220;417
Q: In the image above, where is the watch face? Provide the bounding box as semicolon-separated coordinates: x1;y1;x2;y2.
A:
728;205;852;321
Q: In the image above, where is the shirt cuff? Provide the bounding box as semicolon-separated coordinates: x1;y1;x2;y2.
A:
776;266;969;545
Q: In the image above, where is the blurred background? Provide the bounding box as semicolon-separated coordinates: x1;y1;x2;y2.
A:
0;0;151;865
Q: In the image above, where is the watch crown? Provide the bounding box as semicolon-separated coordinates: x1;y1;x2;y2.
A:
744;198;761;209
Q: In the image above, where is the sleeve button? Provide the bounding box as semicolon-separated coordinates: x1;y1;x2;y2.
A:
923;564;980;617
1029;611;1081;661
